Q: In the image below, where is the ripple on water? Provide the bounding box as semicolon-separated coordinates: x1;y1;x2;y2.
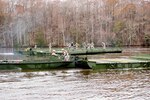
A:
0;69;150;100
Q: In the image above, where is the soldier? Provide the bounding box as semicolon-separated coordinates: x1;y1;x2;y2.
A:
91;42;94;49
63;50;70;61
51;50;57;56
102;42;106;49
75;42;79;49
34;44;37;49
49;43;52;52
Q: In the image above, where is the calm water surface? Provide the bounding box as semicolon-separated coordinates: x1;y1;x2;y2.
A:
0;47;150;100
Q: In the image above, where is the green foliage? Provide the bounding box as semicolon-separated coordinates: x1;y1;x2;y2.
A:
35;31;46;47
111;38;123;47
13;41;21;48
69;28;82;43
113;21;125;33
115;39;123;47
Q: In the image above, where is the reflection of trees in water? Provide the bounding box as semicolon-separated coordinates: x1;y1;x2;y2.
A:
23;72;49;79
79;69;137;80
80;70;91;76
78;70;92;79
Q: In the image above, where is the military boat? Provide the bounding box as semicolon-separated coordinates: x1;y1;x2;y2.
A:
86;58;150;70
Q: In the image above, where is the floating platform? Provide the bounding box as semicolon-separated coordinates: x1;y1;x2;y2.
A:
0;55;90;71
87;58;150;70
0;55;77;71
0;60;75;71
131;55;150;60
17;48;122;56
68;48;122;55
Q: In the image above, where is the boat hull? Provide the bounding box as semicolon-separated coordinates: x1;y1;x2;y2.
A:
87;61;150;70
0;61;74;71
75;60;91;69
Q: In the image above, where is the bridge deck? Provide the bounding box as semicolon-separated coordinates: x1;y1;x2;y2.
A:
89;58;149;64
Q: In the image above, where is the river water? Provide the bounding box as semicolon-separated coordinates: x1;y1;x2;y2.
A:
0;48;150;100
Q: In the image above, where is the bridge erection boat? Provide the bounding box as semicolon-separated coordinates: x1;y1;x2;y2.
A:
0;50;91;71
0;55;75;71
1;48;150;71
87;58;150;70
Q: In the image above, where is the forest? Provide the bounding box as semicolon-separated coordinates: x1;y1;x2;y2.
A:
0;0;149;47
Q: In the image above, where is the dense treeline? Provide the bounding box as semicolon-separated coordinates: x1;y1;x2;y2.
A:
0;0;149;47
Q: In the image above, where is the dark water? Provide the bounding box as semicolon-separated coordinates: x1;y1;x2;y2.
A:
0;47;150;100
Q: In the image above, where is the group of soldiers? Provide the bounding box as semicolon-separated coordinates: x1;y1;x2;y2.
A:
30;41;106;61
67;42;107;49
51;49;70;61
66;42;95;50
